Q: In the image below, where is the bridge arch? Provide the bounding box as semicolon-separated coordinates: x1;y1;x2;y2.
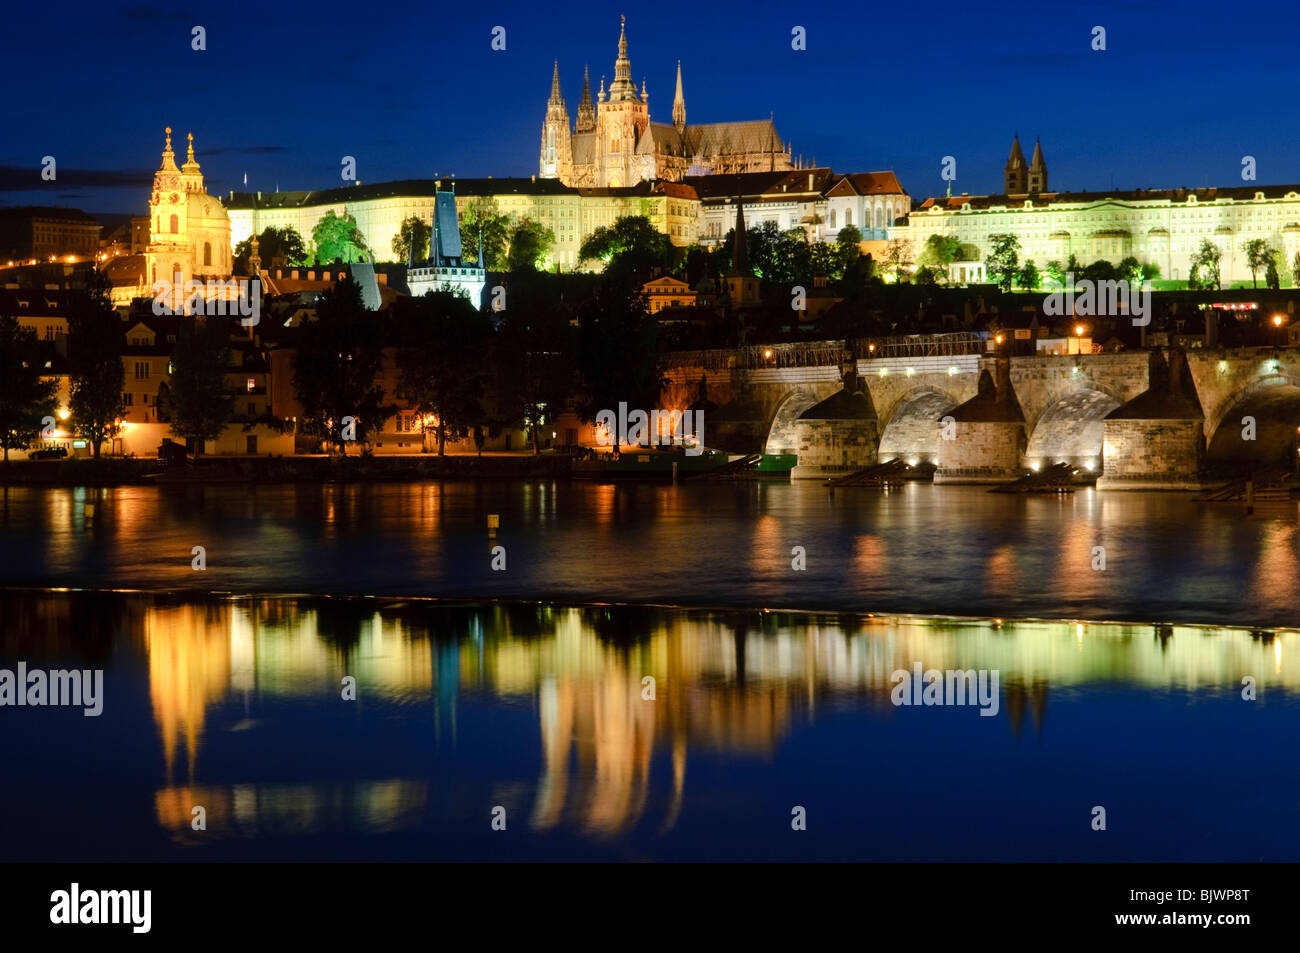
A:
877;387;960;464
764;390;821;455
1025;387;1122;471
1205;373;1300;468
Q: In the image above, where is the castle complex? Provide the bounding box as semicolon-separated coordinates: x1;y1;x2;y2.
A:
539;17;794;187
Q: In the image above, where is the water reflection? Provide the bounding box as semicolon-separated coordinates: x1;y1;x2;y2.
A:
4;591;1293;849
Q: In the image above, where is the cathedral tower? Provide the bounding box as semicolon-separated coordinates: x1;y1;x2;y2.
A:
576;64;596;134
595;16;649;187
1027;137;1047;193
672;61;685;132
539;61;573;180
1004;134;1027;194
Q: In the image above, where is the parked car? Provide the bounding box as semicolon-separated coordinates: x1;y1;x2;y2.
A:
29;447;68;460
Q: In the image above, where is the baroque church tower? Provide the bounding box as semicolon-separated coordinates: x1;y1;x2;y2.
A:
1028;138;1047;193
145;127;232;311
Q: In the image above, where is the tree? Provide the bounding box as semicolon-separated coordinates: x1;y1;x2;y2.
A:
311;210;369;264
883;238;914;282
919;234;962;276
492;271;578;454
292;278;393;452
835;227;865;277
578;215;673;285
392;216;431;264
1018;260;1039;291
1242;238;1270;288
1189;239;1222;290
460;197;510;270
156;315;235;455
0;316;58;461
1043;260;1065;289
574;276;665;445
1081;260;1120;284
233;226;307;273
395;291;489;455
67;277;124;458
1266;251;1281;290
985;234;1020;292
506;218;555;272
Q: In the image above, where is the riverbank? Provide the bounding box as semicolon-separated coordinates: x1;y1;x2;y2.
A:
0;454;573;486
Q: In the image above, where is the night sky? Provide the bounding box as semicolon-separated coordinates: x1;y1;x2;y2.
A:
4;0;1300;215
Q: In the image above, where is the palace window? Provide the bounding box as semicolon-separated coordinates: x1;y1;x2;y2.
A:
204;242;211;266
170;214;178;233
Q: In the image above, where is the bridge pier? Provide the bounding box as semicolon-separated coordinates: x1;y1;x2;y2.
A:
1096;351;1206;490
790;371;879;478
935;363;1028;484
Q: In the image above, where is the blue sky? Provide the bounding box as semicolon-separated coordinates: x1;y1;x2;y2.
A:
3;0;1299;214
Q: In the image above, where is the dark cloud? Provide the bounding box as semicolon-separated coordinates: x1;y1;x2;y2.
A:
0;165;142;191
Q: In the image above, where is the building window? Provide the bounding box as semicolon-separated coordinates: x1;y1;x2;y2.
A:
204;242;212;266
845;209;853;227
170;214;178;233
829;209;836;229
134;362;149;380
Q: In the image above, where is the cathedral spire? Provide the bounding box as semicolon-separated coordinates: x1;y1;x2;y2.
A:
548;60;563;106
672;60;685;131
609;15;639;102
158;126;179;174
577;64;596;133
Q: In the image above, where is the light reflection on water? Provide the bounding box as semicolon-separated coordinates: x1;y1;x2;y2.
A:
2;481;1298;625
1;591;1297;861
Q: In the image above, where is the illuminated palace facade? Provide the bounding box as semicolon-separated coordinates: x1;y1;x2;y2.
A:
226;177;699;272
892;136;1300;286
539;17;794;187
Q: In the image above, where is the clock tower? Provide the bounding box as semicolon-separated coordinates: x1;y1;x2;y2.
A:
145;126;232;311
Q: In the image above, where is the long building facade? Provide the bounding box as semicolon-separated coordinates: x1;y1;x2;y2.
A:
893;137;1300;286
226;177;700;272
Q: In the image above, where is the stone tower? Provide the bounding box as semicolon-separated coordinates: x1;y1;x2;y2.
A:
539;61;573;180
595;16;648;187
1028;137;1047;193
576;64;596;134
1004;134;1027;194
672;60;686;132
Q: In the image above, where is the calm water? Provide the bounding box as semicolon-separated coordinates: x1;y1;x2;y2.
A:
0;592;1296;861
2;483;1298;861
0;481;1297;624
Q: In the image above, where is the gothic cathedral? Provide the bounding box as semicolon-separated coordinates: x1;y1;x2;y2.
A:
540;17;794;187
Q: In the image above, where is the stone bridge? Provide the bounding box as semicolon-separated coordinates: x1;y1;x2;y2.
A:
662;340;1300;487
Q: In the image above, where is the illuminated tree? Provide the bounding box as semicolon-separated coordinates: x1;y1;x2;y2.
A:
310;210;369;264
233;226;307;273
883;238;914;282
984;234;1020;292
1188;240;1221;290
391;216;431;264
460;197;510;270
506;218;555;272
578;215;672;284
1242;238;1270;289
1017;260;1039;290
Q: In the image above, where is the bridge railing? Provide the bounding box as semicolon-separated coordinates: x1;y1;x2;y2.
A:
853;333;987;359
665;334;989;369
